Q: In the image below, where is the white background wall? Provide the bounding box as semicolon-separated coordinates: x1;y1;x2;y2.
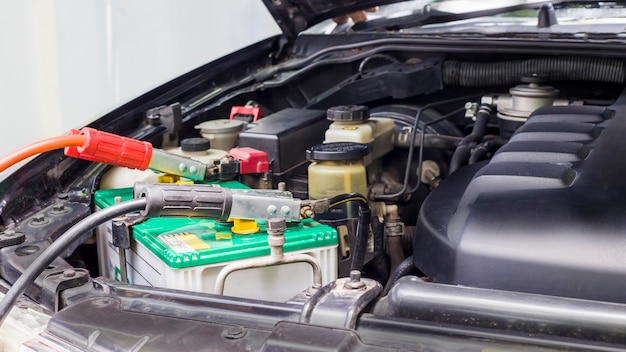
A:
0;0;280;158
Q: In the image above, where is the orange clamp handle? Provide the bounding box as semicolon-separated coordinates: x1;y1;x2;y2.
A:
64;127;153;170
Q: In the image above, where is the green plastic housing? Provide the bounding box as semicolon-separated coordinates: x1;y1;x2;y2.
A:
94;184;338;269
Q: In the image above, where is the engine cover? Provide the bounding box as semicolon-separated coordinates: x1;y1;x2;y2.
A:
414;103;626;303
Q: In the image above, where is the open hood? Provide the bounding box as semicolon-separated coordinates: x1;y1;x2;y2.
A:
262;0;405;39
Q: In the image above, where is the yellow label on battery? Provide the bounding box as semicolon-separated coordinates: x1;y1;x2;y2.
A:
159;233;210;253
179;233;211;250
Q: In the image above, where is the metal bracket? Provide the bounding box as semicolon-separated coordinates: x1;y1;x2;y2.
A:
300;272;382;330
146;102;182;134
0;230;25;248
41;268;90;312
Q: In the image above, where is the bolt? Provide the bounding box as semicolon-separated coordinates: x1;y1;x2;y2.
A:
57;193;69;200
344;270;367;290
63;269;76;278
280;206;291;217
50;203;70;215
190;166;198;174
178;163;187;172
277;182;287;192
221;326;246;340
267;204;277;215
91;298;113;308
30;215;49;226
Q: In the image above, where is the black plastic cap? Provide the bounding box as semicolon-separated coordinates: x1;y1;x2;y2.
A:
181;137;211;152
306;142;369;161
327;105;370;122
520;74;549;84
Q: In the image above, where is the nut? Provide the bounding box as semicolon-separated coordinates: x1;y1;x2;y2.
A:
344;270;367;290
266;216;286;233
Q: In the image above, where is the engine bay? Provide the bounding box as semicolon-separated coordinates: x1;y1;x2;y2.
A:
3;38;626;350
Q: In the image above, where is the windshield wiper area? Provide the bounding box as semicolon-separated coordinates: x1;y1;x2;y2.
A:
352;0;572;32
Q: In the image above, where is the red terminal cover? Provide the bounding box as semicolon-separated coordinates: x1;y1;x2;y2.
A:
229;106;261;122
64;127;153;170
228;147;269;174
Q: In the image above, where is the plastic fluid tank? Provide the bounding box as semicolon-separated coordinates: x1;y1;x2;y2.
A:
306;142;369;199
195;119;244;150
324;105;394;165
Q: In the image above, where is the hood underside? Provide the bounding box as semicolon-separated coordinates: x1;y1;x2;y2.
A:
261;0;404;38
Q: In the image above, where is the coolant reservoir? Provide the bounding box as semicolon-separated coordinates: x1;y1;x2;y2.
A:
99;137;227;189
195;119;244;150
307;142;369;199
324;105;394;165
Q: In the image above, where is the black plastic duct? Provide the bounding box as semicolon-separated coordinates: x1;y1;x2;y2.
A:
443;57;626;87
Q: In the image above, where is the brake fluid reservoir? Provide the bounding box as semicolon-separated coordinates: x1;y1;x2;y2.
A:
324;105;394;166
99;137;226;189
307;142;369;199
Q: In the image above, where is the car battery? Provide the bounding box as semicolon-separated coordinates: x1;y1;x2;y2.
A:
94;183;338;302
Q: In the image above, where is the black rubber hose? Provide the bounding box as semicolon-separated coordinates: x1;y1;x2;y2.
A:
351;207;372;272
382;255;417;296
468;146;490;165
449;145;471;174
393;133;462;150
0;198;147;327
443;56;626;87
469;139;507;164
387;236;404;275
449;104;494;173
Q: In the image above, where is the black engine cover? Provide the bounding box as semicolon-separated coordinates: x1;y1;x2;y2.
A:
413;103;626;303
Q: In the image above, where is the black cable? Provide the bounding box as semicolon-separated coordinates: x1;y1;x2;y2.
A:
351;206;371;273
327;193;371;272
382;255;418;296
0;198;147;327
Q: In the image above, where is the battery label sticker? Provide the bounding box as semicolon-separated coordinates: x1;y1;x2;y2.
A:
159;233;211;253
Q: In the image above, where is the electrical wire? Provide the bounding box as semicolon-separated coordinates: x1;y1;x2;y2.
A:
329;194;369;209
0;198;147;327
358;54;400;73
374;95;479;200
0;135;86;173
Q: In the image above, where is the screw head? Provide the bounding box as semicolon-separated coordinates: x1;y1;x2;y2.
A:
62;269;76;278
221;326;246;340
